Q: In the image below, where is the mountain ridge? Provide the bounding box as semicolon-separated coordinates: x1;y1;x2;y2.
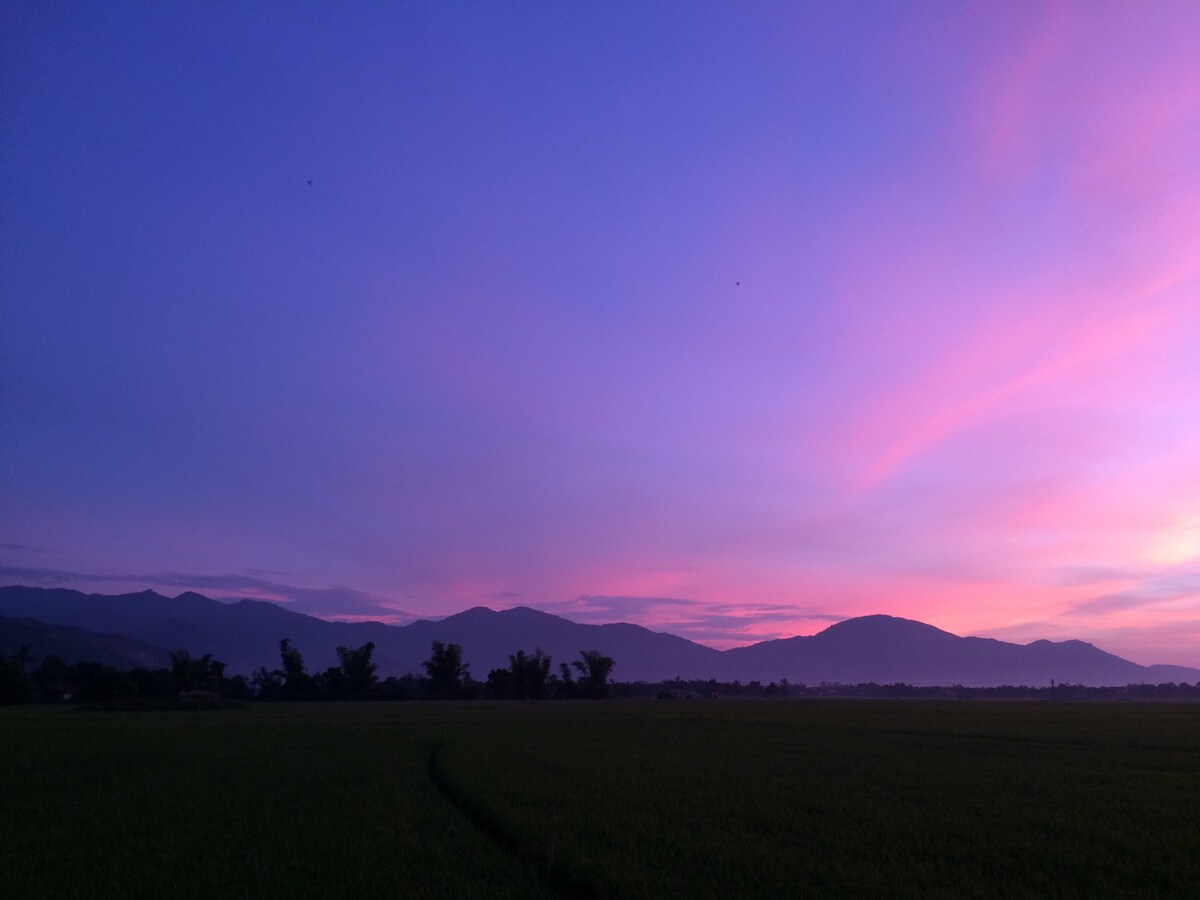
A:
1;586;1196;687
0;615;175;670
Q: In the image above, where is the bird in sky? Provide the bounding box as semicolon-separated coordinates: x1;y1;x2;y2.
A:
306;179;313;186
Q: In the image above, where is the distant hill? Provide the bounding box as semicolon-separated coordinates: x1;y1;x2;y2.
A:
1;586;1197;686
0;587;405;677
721;615;1182;686
0;615;173;670
398;605;723;681
0;587;715;680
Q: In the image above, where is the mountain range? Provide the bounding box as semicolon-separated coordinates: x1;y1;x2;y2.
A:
0;615;174;671
1;585;1197;687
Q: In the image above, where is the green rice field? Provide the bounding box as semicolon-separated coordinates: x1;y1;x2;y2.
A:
3;700;1198;898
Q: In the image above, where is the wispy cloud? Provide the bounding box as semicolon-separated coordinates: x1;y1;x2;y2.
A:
1066;571;1200;617
1047;566;1148;588
975;1;1070;178
537;595;845;648
978;615;1200;669
5;4;1200;671
1;566;86;585
0;543;50;554
974;566;1200;666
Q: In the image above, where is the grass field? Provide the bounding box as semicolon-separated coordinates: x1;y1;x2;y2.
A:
3;701;1198;898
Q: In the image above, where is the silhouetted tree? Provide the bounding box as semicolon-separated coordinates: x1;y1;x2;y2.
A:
378;673;422;701
24;653;66;702
74;661;138;702
278;638;314;699
0;644;34;704
251;666;283;699
572;649;615;699
557;662;577;699
280;638;305;679
223;674;253;701
336;641;378;698
486;666;515;699
13;642;33;670
128;665;174;700
509;647;552;699
170;650;226;693
423;641;468;699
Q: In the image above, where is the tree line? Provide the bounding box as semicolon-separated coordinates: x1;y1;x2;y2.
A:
10;640;1191;706
0;638;616;705
609;677;1200;701
0;645;244;706
255;640;615;701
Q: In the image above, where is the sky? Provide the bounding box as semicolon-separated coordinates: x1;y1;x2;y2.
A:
3;2;1200;666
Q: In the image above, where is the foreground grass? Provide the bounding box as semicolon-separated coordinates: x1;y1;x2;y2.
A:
0;704;549;899
443;701;1200;898
2;701;1198;898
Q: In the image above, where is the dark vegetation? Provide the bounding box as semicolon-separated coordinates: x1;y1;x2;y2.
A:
3;632;1199;707
0;637;619;705
621;676;1200;701
0;643;243;708
2;700;1199;898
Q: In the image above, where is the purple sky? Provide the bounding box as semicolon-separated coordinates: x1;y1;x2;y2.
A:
3;3;1200;665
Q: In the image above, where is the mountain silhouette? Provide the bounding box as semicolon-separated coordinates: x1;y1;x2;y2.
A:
1;587;1197;687
0;587;403;675
398;605;723;680
721;614;1198;686
0;615;174;670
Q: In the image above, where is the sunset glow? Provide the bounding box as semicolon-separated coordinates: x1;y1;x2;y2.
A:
3;3;1199;665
